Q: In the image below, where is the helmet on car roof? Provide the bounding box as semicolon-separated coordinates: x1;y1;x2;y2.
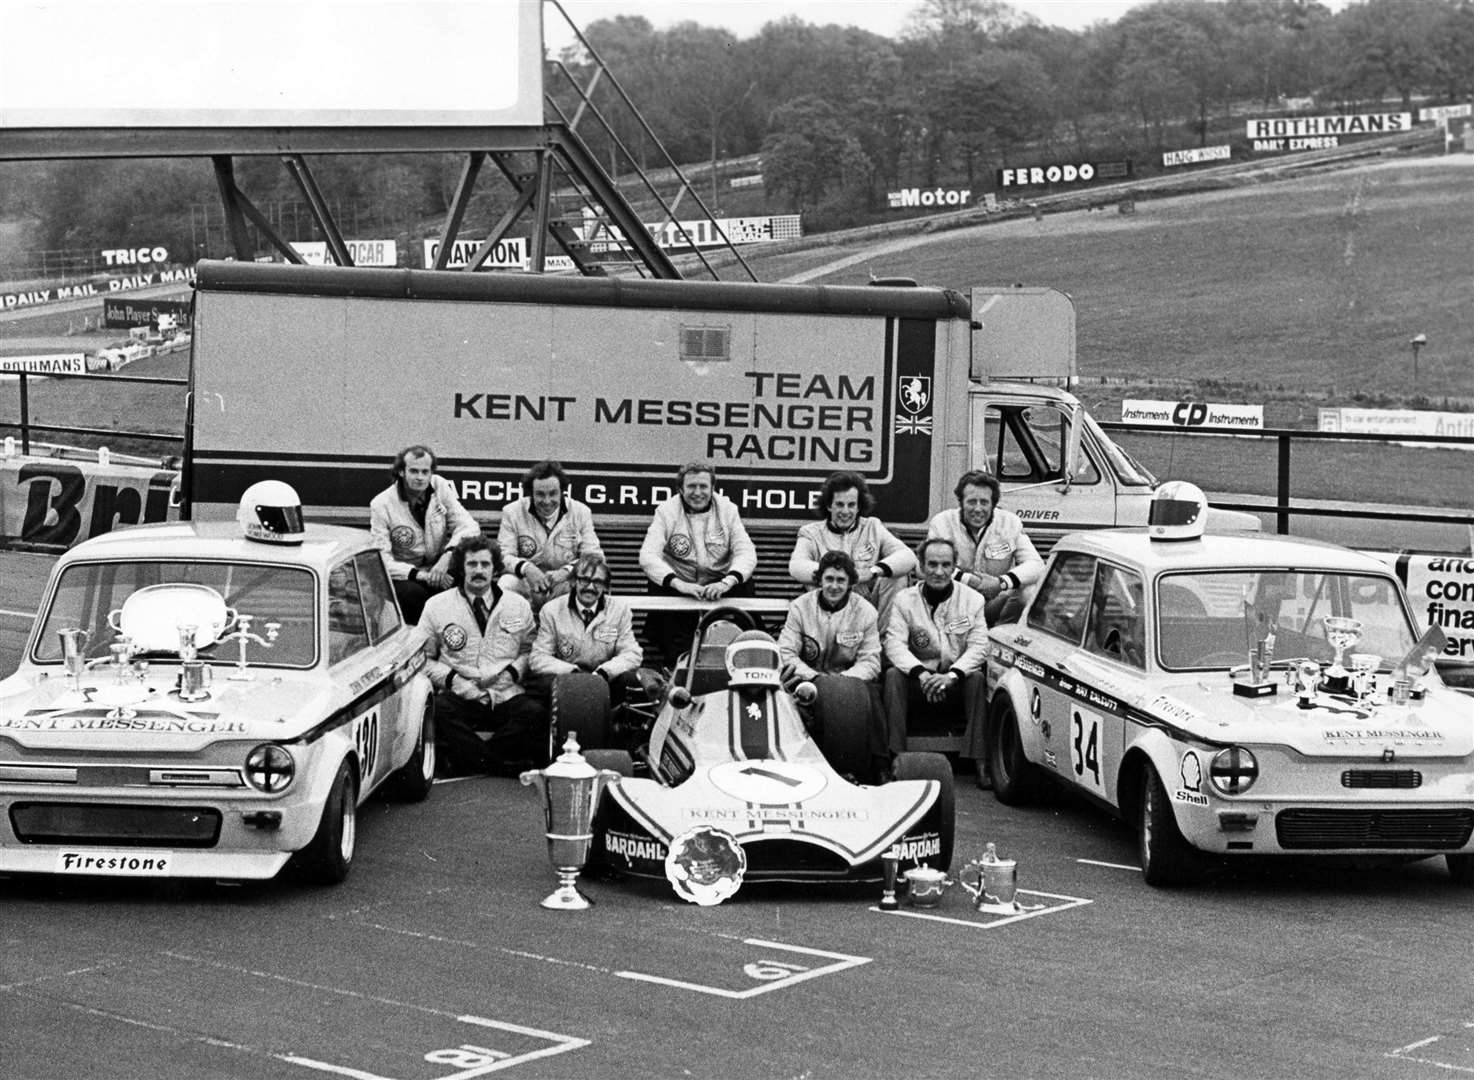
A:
725;630;782;689
238;480;305;544
1148;480;1207;542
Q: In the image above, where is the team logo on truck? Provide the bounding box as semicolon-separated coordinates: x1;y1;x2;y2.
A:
896;376;933;435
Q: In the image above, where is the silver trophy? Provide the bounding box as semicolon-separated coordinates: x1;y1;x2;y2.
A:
1350;653;1381;702
879;848;901;911
960;841;1020;913
1234;601;1278;698
1321;616;1363;693
521;735;621;910
57;627;91;693
177;622;212;702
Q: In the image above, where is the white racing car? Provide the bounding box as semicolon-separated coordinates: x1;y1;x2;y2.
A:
0;482;435;885
985;483;1474;886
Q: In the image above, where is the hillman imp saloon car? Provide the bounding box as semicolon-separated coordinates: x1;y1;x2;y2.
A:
0;482;436;885
984;483;1474;887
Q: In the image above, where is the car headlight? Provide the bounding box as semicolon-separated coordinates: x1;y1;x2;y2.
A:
245;744;296;793
1209;746;1258;796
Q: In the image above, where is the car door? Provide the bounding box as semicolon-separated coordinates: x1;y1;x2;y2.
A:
327;556;396;794
1072;561;1147;806
1020;551;1097;787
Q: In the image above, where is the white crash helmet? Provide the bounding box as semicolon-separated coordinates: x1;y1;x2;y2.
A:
1148;480;1208;541
238;480;305;544
725;630;782;690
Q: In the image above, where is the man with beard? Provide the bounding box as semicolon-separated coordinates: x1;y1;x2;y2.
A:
417;535;548;776
883;537;992;787
639;461;758;667
778;550;885;779
927;470;1043;626
496;460;602;612
788;471;915;628
530;552;644;708
370;444;480;623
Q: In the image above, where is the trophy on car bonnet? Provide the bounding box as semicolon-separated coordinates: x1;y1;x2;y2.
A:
1321;616;1363;694
176;623;212;702
521;735;622;910
1391;624;1447;703
57;628;91;693
1234;600;1278;698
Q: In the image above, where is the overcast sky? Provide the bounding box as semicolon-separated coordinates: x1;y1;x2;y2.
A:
549;0;1146;48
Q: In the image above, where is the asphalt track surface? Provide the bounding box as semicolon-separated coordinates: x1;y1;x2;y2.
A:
2;551;1472;1080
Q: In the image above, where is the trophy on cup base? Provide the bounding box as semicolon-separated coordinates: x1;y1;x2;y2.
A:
1321;616;1363;694
176;623;212;702
521;735;622;910
57;628;91;694
1234;601;1278;698
961;842;1020;914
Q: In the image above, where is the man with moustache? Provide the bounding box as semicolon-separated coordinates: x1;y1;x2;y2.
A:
789;470;915;628
496;460;602;612
883;537;992;786
530;552;644;708
927;470;1043;626
639;461;758;667
417;535;548;776
778;550;886;779
370;444;480;623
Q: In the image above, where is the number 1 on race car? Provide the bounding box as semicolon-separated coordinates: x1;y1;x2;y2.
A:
1071;708;1103;795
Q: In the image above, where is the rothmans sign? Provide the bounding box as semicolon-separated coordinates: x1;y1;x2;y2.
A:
1248;112;1412;151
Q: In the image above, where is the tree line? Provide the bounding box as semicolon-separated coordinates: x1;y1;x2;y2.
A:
2;0;1470;270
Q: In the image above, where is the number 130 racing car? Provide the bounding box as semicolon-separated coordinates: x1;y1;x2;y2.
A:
549;607;956;892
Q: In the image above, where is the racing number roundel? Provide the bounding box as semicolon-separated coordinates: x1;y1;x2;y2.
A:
709;760;827;804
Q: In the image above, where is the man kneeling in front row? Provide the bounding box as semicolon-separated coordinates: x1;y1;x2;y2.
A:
416;535;550;776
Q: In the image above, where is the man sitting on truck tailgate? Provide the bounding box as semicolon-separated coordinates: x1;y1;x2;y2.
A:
497;460;602;612
928;470;1043;626
640;461;758;668
417;534;548;777
370;444;481;623
883;537;991;787
789;470;915;628
778;550;887;781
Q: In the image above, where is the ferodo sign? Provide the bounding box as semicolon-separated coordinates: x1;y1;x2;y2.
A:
0;458;179;549
997;162;1129;188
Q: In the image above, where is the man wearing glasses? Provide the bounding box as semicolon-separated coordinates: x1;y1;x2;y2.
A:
530;553;644;709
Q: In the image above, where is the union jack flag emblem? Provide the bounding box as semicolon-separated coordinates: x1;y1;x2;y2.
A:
896;415;933;435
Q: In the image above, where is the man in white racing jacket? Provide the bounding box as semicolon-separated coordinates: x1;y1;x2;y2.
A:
369;444;480;623
927;469;1043;626
530;552;644;711
496;459;602;612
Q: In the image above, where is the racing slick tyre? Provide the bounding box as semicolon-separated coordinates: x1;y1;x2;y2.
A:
986;698;1044;806
553;672;612;751
583;749;635;777
813;675;872;782
1448;854;1474;885
386;700;435;802
293;758;358;886
893;751;955;873
1139;768;1200;888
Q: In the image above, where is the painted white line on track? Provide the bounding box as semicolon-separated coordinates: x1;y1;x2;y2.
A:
1078;858;1142;871
872;888;1092;928
0;607;34;619
277;1056;396;1080
615;937;870;999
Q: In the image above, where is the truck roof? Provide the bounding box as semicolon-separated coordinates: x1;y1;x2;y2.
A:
193;260;973;321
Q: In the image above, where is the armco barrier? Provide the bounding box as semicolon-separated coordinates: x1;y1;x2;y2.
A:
0;454;180;550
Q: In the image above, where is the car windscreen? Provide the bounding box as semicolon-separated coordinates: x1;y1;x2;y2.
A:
1156;569;1417;672
32;560;317;668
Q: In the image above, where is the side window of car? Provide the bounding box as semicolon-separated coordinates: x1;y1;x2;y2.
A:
355;551;402;643
1027;552;1095;646
327;561;371;665
1085;563;1146;668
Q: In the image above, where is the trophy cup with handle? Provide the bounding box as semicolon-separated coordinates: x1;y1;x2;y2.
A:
1321;616;1362;694
521;735;621;910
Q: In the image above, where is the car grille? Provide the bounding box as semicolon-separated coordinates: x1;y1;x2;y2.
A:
1276;808;1474;850
1341;769;1422;789
10;802;222;847
741;839;857;879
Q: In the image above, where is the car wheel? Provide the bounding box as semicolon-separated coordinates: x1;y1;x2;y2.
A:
293;758;358;886
893;751;955;873
553;672;612;752
583;749;635;777
813;675;872;781
386;700;435;802
1139;768;1198;888
987;698;1043;806
1448;854;1474;885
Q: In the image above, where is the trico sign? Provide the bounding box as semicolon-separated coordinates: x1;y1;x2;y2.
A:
887;187;973;209
101;246;168;266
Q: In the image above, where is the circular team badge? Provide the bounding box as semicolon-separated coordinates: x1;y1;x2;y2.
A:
668;534;692;558
908;627;933;651
557;638;576;659
665;826;747;906
799;633;821;665
517;535;537;557
389;525;416;554
441;624;468;652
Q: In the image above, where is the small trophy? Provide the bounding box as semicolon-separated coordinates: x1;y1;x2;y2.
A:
960;842;1020;914
57;627;91;693
1390;625;1448;703
177;623;212;702
1350;653;1381;703
1321;616;1363;694
878;848;900;911
1234;601;1278;698
520;735;622;910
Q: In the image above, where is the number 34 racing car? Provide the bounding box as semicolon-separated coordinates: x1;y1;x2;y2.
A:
549;606;956;892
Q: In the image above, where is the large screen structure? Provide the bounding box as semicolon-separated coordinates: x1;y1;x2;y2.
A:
0;0;544;129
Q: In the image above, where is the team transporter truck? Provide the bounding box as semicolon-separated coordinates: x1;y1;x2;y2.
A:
185;260;1255;579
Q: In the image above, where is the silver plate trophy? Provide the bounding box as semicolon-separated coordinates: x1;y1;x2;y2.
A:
664;825;746;906
521;735;622;910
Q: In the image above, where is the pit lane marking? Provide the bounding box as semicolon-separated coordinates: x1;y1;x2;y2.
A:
872;887;1092;928
1387;1023;1474;1074
1077;858;1142;871
614;938;871;999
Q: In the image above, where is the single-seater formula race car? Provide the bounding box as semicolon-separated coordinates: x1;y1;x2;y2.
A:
551;606;955;890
